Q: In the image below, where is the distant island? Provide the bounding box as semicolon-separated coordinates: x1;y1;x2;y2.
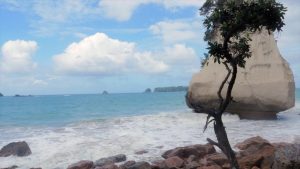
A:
144;88;152;93
154;86;188;92
14;94;33;97
102;91;109;95
0;93;3;97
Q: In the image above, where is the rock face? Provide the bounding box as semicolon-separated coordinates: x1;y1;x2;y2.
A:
187;30;295;119
0;141;32;157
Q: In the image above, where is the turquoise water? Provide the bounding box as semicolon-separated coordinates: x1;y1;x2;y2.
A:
0;92;186;127
0;90;299;168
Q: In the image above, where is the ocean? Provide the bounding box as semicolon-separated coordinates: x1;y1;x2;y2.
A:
0;90;299;168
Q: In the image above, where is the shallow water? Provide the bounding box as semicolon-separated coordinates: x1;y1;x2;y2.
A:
0;90;299;168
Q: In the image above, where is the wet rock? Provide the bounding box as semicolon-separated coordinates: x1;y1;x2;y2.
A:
272;143;300;169
134;150;148;155
127;161;151;169
0;165;18;169
0;141;32;157
95;164;119;169
162;144;215;159
95;154;127;166
67;160;93;169
151;160;167;169
164;156;184;168
119;161;136;169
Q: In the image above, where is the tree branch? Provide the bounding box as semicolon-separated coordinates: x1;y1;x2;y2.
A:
217;62;231;108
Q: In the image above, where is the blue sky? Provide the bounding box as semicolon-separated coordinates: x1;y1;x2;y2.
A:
0;0;299;95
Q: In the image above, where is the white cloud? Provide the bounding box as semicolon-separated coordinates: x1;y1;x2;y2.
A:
163;44;198;64
32;79;48;86
98;0;203;21
149;20;202;44
0;40;38;74
53;33;168;75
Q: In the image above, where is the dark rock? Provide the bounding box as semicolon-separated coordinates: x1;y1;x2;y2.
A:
95;154;127;166
164;156;184;168
0;141;32;157
134;150;148;155
127;161;151;169
119;161;136;169
272;143;300;169
67;160;93;169
0;165;18;169
151;160;167;169
94;164;119;169
162;144;215;159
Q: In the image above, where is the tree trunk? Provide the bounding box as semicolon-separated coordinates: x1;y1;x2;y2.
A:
214;115;239;169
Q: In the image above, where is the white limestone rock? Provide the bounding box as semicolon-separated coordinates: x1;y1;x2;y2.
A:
187;30;295;119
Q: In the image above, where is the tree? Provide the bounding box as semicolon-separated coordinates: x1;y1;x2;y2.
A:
191;0;286;168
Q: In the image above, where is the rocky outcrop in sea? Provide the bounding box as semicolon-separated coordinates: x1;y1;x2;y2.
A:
186;30;295;120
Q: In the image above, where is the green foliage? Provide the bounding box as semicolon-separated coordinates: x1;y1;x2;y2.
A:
202;0;286;68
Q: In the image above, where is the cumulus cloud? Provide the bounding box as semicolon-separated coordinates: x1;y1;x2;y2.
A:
163;44;198;65
53;33;168;75
0;40;38;74
149;20;202;44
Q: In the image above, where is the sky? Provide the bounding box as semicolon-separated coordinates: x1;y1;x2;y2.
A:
0;0;299;95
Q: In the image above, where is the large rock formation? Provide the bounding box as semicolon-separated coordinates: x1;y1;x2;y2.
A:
187;30;295;119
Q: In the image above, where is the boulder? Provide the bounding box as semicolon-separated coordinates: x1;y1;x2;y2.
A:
197;165;222;169
119;161;136;169
127;161;151;169
164;156;184;168
236;136;275;169
67;160;93;169
186;30;295;119
162;144;216;159
95;154;126;166
0;141;32;157
94;164;119;169
205;153;228;166
272;143;300;169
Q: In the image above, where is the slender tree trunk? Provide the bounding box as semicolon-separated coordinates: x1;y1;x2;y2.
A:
214;115;239;169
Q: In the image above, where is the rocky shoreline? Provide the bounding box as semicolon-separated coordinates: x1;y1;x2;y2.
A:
1;136;299;169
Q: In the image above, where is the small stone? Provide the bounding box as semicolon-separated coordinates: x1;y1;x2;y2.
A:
67;160;93;169
134;150;148;155
0;141;32;157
